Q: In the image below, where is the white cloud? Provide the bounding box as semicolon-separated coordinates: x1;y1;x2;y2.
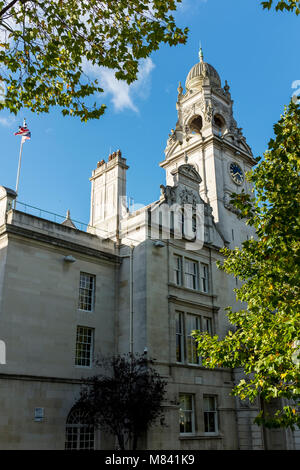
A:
0;115;16;128
83;58;155;113
176;0;207;14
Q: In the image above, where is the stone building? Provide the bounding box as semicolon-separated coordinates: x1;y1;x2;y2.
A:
0;50;298;450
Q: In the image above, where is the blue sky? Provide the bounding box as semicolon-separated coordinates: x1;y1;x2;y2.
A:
0;0;299;225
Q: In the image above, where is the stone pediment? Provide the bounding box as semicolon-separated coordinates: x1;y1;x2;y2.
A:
171;164;202;184
160;164;203;209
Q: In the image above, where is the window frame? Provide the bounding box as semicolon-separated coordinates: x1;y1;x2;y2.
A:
186;314;201;366
202;316;213;335
174;255;183;286
65;408;95;450
175;312;214;366
176;311;185;364
75;326;94;368
78;272;96;312
200;263;209;293
172;255;210;294
179;393;196;435
203;395;218;435
184;258;199;291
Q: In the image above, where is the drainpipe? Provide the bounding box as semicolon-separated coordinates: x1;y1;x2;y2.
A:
120;245;135;354
129;245;134;354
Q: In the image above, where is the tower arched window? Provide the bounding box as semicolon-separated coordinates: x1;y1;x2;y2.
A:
213;114;225;136
189;115;203;134
65;408;95;450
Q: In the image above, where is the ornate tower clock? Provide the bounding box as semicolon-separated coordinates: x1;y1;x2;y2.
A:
160;48;256;246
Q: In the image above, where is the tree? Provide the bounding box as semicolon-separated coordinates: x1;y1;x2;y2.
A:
261;0;300;14
193;101;300;429
75;353;167;450
0;0;188;121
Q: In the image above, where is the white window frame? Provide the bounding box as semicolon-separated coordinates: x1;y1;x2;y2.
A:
176;312;185;363
202;316;213;335
75;326;94;368
186;314;201;365
78;272;95;312
179;394;196;435
174;255;183;286
200;263;209;293
175;312;213;366
184;259;199;290
203;396;218;435
65;408;95;450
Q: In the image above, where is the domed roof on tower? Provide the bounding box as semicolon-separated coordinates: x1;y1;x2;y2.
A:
185;46;221;91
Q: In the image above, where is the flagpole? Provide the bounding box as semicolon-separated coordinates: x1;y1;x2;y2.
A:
14;136;24;210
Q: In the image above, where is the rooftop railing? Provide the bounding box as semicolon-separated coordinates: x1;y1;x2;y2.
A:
15;201;89;232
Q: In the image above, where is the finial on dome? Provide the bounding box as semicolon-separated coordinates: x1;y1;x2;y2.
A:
199;42;204;63
224;80;230;94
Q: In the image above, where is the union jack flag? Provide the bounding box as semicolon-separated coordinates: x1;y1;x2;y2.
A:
14;121;31;141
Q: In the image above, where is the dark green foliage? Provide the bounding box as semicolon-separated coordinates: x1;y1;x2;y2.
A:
76;353;167;450
0;0;188;120
261;0;300;13
193;101;300;429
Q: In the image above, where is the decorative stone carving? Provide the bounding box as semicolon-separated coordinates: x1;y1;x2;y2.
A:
204;102;213;123
195;97;205;114
179;188;198;208
183;105;194;118
160;185;176;205
166;128;177;148
184;124;190;135
204;204;213;217
213;100;230;119
224;80;231;97
175;164;202;184
229;115;238;133
177;81;183;100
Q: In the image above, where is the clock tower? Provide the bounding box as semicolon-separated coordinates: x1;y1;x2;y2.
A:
160;48;257;246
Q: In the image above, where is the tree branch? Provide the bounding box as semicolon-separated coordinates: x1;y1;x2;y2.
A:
0;0;30;18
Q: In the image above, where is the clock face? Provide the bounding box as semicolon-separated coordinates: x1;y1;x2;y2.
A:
229;162;244;185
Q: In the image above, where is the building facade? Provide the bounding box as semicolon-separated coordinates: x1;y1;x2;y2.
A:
0;51;298;450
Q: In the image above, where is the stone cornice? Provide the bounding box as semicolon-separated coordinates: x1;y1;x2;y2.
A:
161;134;256;169
0;372;86;384
168;293;219;313
0;223;120;264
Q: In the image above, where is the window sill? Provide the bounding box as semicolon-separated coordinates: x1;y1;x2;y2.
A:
74;365;93;369
174;362;206;371
176;362;202;367
172;362;229;372
169;283;212;297
179;434;223;441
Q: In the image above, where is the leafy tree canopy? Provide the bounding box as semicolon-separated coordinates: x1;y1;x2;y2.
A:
193;101;300;429
261;0;300;13
76;353;167;450
0;0;188;121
